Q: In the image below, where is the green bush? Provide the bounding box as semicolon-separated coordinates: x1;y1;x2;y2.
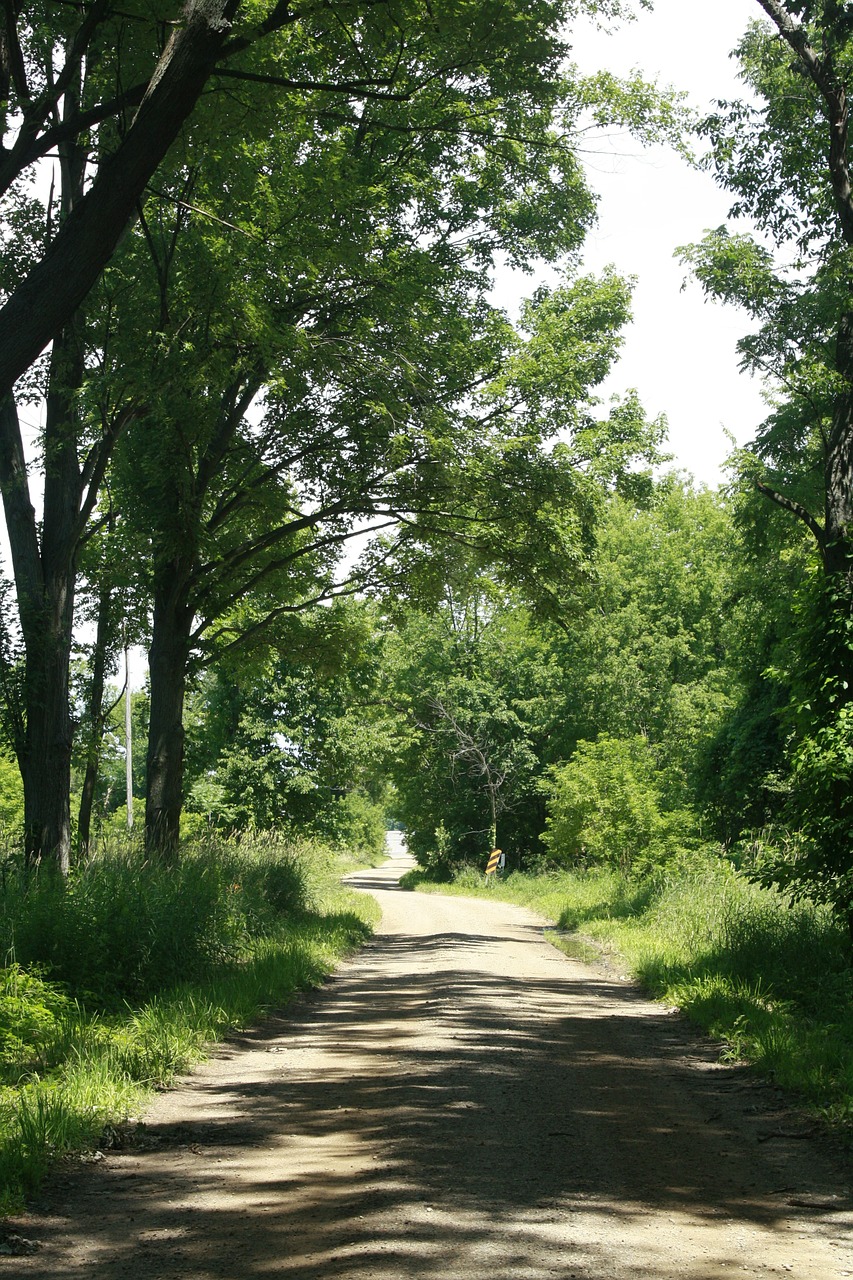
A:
0;965;76;1079
230;833;313;922
324;791;387;861
0;752;23;839
414;821;458;881
775;703;853;925
541;734;693;874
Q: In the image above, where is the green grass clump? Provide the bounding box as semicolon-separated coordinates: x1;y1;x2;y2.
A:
0;833;379;1213
408;855;853;1128
0;832;322;1007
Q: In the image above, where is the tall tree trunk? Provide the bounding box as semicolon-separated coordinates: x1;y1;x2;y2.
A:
823;313;853;588
22;324;85;869
145;563;194;861
141;377;259;858
0;318;84;869
22;613;74;872
77;582;115;856
0;70;86;867
0;66;139;867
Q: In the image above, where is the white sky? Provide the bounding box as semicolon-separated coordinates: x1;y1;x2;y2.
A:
495;0;768;487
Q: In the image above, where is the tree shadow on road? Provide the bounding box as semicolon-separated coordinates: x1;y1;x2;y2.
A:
10;916;853;1280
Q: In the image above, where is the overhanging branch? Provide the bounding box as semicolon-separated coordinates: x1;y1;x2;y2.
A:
755;478;826;546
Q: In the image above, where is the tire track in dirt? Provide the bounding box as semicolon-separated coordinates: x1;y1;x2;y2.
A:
7;840;853;1279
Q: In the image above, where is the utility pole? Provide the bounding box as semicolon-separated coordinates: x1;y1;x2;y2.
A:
125;644;133;830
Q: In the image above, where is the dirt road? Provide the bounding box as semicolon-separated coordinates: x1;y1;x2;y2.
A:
7;839;853;1279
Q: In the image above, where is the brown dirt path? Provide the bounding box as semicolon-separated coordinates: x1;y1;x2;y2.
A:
5;839;853;1279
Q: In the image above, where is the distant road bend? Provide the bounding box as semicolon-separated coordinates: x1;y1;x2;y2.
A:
10;832;853;1279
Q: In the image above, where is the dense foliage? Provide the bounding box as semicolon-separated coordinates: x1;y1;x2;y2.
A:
384;478;763;877
4;0;853;1210
0;0;685;866
680;0;853;929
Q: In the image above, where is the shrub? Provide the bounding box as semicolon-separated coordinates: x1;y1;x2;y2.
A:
541;734;693;874
776;704;853;927
0;752;23;839
0;964;75;1079
0;846;377;1214
323;792;387;861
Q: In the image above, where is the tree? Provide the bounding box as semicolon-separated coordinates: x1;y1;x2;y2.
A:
378;470;769;879
376;312;670;872
499;477;732;802
0;0;672;865
541;734;683;875
683;1;853;576
681;0;853;927
72;510;148;855
183;601;391;852
0;0;243;394
386;586;567;872
104;89;674;858
0;0;263;866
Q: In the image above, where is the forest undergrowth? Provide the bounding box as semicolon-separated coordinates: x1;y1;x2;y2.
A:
403;855;853;1135
0;834;381;1214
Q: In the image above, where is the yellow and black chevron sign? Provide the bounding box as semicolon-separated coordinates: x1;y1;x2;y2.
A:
485;848;502;875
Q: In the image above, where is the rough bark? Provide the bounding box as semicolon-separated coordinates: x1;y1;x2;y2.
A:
0;67;90;866
0;0;241;398
0;323;84;869
141;370;264;856
823;312;853;581
21;621;75;872
21;323;85;868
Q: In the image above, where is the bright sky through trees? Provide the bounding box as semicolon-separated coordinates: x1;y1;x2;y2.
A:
497;0;766;487
581;0;768;485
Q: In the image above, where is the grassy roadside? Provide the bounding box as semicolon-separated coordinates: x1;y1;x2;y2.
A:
403;857;853;1133
0;835;381;1214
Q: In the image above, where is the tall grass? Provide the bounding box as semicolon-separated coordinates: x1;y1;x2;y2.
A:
406;856;853;1129
0;832;323;1006
0;833;379;1213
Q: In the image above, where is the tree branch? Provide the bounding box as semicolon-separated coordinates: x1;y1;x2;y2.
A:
74;404;141;545
755;477;826;545
212;66;417;102
0;0;241;398
196;580;366;663
0;393;43;627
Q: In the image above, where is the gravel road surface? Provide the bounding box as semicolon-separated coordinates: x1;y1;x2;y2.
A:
6;836;853;1279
